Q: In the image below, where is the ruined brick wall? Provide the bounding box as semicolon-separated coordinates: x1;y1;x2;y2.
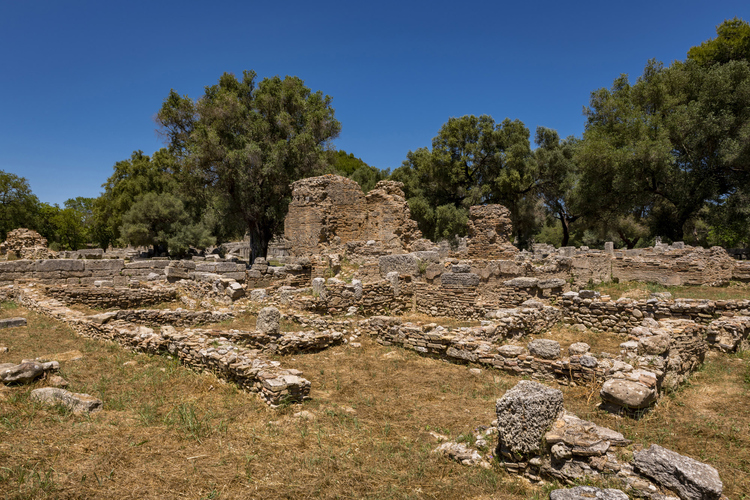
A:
466;205;518;260
283;175;422;256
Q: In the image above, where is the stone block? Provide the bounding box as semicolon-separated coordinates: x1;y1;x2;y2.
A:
34;259;84;272
84;259;124;272
165;266;190;281
527;339;560;359
550;486;628;500
441;272;480;287
257;307;280;334
634;444;722;500
600;379;656;409
0;317;26;329
503;277;539;288
379;254;418;277
30;387;103;414
496;380;563;459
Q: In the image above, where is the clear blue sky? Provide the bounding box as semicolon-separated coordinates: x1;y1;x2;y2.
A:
1;1;748;206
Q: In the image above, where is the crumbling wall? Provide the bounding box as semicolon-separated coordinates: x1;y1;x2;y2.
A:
560;291;750;333
0;228;55;260
283;175;423;256
466;205;518;260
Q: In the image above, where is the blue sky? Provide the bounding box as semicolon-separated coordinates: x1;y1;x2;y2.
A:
1;1;748;206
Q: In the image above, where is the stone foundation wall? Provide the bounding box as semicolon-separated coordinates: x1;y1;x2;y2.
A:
11;286;312;407
292;279;413;316
44;286;178;309
91;309;234;327
561;292;750;333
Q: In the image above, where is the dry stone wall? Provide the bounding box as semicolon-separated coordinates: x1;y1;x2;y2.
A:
10;286;312;407
561;291;750;333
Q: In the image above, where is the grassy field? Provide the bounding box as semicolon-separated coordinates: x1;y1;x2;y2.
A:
0;302;748;499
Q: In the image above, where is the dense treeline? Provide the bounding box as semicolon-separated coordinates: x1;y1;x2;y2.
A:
394;18;750;249
1;19;748;255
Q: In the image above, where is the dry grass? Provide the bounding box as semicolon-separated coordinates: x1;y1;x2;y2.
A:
593;281;750;301
1;301;748;499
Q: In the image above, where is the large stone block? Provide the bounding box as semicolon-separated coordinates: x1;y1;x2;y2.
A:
496;380;563;459
379;254;418;277
634;444;723;500
441;272;480;287
257;307;280;334
30;387;103;414
84;259;124;272
600;379;656;409
527;339;560;359
34;259;84;272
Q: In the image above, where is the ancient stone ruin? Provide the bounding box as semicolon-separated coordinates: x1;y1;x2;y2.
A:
0;228;55;260
0;173;747;498
283;175;424;256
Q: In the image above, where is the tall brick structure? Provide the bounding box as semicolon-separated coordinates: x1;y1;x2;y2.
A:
283;175;422;256
466;205;518;259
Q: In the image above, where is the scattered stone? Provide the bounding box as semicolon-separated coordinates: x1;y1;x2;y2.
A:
0;347;8;353
432;441;489;468
47;374;69;387
257;307;281;334
497;344;526;357
249;289;267;302
496;380;563;459
0;317;26;328
225;281;245;300
469;368;481;376
600;379;657;410
578;290;600;299
293;410;315;421
549;486;629;500
0;361;59;384
30;387;103;414
634;444;723;500
527;339;561;359
568;342;590;356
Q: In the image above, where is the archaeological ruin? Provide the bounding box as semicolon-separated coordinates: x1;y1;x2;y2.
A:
1;175;747;498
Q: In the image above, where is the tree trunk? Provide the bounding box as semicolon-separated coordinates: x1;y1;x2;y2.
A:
560;216;570;247
248;226;270;264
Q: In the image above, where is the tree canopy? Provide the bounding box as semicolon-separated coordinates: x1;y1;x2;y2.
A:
392;115;535;244
157;70;341;261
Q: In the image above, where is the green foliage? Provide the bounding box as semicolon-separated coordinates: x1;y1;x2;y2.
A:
94;149;181;248
576;57;750;245
392;114;535;245
333;150;389;193
688;18;750;67
0;170;40;241
120;192;214;256
157;70;341;261
534;127;580;246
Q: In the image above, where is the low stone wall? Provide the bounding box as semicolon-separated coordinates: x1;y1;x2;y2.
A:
205;328;345;355
91;309;234;327
561;291;750;333
44;285;178;309
11;286;312;407
361;317;602;384
0;259;125;285
291;278;413;316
